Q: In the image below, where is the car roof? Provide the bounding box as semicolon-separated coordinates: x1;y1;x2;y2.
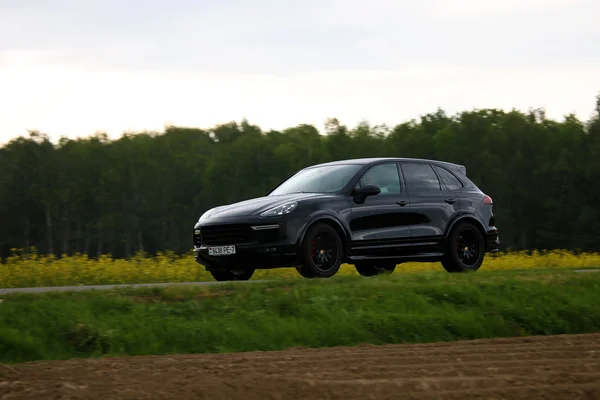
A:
306;157;467;175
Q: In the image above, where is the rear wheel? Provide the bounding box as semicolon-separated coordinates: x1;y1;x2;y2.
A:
354;262;396;277
442;221;485;272
296;223;344;278
209;268;255;281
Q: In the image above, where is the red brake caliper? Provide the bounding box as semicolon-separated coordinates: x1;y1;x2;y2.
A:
311;239;316;258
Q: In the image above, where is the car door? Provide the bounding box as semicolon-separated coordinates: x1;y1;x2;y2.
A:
348;162;412;257
399;162;461;242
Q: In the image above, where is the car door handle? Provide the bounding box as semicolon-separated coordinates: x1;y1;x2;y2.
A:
396;201;408;206
445;198;456;204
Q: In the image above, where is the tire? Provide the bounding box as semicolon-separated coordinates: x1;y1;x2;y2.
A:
441;221;485;273
209;268;255;281
296;223;344;278
354;262;396;277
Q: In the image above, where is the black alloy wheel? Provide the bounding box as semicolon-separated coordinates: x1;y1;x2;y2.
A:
441;221;485;273
296;223;343;278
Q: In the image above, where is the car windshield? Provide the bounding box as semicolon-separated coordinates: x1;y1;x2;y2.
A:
269;164;362;195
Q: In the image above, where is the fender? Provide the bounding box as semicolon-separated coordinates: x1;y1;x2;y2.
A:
444;212;487;238
295;211;350;247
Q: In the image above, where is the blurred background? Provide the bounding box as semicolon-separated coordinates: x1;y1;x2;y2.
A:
1;0;600;259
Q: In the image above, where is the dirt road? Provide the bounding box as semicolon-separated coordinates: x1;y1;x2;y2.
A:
1;333;599;399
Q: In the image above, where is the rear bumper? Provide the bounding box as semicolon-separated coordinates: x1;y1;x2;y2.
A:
486;228;500;252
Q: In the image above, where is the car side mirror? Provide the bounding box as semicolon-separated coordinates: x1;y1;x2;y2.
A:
353;184;381;204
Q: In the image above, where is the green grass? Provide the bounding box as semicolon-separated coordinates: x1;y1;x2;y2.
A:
1;269;599;364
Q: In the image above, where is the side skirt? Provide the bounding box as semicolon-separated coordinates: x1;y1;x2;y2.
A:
346;236;446;263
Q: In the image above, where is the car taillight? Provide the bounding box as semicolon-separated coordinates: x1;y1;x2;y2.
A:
482;195;493;205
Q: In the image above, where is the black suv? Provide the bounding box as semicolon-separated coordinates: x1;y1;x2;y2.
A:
193;157;499;281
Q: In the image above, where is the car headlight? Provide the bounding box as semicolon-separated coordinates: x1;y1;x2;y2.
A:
260;202;298;217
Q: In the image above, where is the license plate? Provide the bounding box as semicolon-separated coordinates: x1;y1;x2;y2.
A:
208;245;236;256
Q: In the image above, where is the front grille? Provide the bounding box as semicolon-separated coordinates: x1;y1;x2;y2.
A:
201;224;253;246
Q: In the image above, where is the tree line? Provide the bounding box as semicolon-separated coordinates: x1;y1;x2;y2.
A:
1;95;600;260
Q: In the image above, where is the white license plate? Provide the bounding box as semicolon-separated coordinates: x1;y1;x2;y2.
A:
208;245;236;256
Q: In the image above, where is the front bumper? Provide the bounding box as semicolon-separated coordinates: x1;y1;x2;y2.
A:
193;244;299;270
192;216;301;270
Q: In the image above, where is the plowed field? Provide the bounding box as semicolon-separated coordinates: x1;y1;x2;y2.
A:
1;333;599;399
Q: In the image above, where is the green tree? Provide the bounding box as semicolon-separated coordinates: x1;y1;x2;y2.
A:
1;95;599;259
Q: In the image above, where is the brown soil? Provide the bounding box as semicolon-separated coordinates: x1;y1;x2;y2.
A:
1;333;599;399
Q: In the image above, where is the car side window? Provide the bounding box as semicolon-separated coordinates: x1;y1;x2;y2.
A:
356;163;401;194
434;166;464;190
401;163;441;192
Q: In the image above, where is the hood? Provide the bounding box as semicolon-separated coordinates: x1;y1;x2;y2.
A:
201;192;328;220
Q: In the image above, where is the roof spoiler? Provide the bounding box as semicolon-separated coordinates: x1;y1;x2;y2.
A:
454;164;467;176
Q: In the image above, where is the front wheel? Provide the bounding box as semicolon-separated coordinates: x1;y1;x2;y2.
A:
296;223;344;278
442;221;485;273
354;262;396;277
209;268;255;281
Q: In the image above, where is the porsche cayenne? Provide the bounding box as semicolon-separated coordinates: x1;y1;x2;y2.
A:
193;157;500;281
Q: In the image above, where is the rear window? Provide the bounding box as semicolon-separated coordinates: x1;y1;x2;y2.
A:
434;166;464;190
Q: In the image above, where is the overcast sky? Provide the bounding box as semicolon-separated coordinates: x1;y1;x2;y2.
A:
1;0;599;143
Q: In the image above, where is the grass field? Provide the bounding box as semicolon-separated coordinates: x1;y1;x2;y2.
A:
1;268;599;364
1;248;600;288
